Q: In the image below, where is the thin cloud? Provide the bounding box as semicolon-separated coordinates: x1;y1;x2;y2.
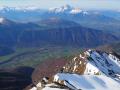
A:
0;0;120;10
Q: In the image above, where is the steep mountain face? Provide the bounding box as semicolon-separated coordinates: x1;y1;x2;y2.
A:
0;18;119;48
29;50;120;90
0;18;40;47
63;49;120;76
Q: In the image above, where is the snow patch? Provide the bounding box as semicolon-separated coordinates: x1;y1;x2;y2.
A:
42;83;67;90
0;18;4;23
54;73;120;90
30;87;37;90
84;62;100;75
70;8;82;14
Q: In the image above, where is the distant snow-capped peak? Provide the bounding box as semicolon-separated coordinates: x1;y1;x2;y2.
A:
0;6;40;11
49;4;72;13
0;17;4;23
49;5;89;15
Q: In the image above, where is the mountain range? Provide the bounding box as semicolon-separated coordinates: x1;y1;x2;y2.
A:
0;5;120;35
0;17;119;49
0;5;120;90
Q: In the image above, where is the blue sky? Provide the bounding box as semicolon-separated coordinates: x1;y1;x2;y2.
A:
0;0;120;10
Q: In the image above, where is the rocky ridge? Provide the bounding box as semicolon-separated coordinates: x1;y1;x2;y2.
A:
29;49;120;90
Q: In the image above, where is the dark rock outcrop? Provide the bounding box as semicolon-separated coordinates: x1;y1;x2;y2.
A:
0;66;34;90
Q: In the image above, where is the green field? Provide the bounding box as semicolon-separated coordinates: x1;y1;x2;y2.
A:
0;46;83;69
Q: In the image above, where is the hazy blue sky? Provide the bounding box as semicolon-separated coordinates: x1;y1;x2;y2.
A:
0;0;120;10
